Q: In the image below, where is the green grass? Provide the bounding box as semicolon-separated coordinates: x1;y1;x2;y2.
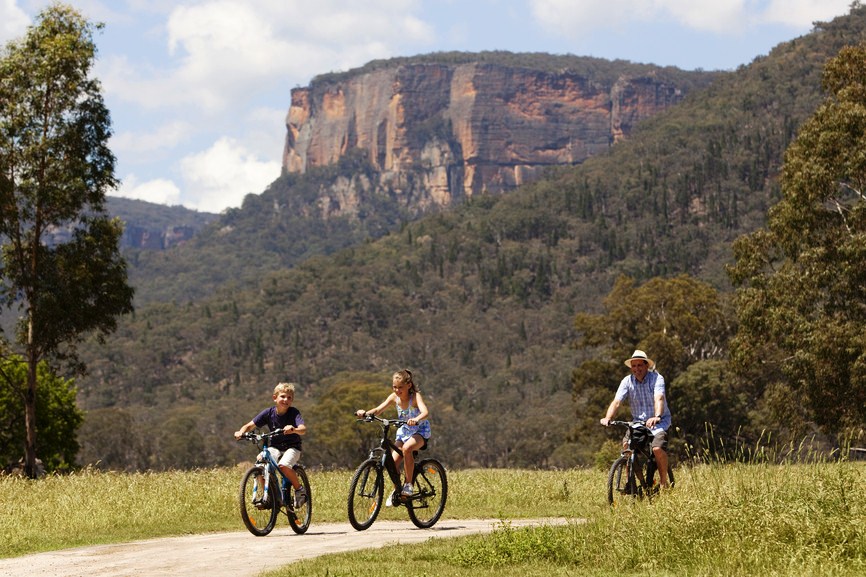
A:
2;462;864;577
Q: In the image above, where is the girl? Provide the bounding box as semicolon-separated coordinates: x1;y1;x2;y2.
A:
356;369;431;496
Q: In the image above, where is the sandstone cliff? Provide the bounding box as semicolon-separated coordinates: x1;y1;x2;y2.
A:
283;55;716;217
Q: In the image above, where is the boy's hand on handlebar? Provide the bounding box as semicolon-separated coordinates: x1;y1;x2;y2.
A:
600;418;611;427
355;409;367;418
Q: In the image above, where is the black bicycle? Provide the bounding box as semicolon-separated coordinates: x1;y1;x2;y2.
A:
347;414;447;530
604;420;675;507
237;430;312;535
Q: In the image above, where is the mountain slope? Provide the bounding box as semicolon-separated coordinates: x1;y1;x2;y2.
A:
74;6;866;471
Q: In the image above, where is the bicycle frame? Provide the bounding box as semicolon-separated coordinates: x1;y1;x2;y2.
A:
605;420;671;505
348;414;447;530
238;429;312;536
365;418;410;495
252;431;292;505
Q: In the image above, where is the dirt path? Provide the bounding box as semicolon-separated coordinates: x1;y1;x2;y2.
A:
0;518;568;577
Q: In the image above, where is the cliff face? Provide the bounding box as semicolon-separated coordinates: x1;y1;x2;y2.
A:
283;60;702;216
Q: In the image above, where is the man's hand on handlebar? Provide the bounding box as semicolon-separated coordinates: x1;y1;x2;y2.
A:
600;417;611;427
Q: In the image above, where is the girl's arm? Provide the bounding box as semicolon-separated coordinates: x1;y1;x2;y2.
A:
355;393;395;418
407;392;429;425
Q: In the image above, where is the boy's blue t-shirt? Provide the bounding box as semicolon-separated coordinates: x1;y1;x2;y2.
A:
253;406;304;451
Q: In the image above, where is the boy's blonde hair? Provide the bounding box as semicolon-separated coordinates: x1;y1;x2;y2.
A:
393;369;417;394
273;382;296;396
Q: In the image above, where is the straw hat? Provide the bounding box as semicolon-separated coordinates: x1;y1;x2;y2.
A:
624;349;655;370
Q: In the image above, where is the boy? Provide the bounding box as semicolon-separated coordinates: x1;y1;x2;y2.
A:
235;382;307;507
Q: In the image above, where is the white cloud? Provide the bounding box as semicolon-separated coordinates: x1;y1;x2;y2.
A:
102;0;433;114
528;0;853;36
762;0;853;27
111;120;193;157
115;175;182;206
178;137;281;213
0;0;30;44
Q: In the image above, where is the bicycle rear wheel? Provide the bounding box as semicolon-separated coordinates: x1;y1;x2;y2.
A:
347;458;384;531
645;459;675;497
287;465;312;534
406;458;447;528
239;466;279;536
607;455;638;507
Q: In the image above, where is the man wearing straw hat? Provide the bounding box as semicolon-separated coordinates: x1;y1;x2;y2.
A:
600;350;672;487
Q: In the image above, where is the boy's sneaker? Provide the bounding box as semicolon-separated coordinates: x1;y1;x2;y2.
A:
385;489;395;507
294;487;307;509
401;483;414;496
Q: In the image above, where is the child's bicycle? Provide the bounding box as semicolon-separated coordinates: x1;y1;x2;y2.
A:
604;420;675;507
237;430;312;535
347;414;447;531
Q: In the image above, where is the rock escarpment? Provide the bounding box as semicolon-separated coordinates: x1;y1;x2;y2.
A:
283;55;715;217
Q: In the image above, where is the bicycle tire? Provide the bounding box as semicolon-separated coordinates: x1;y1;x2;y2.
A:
287;465;312;534
645;459;675;497
607;455;638;507
406;458;448;528
347;458;384;531
239;466;279;536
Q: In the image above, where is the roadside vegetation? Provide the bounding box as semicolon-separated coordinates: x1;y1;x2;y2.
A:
2;461;863;577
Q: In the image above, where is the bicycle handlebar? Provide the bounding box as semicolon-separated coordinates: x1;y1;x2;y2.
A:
238;430;285;442
356;414;408;428
605;420;650;430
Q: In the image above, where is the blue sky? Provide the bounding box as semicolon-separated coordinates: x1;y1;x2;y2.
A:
0;0;855;213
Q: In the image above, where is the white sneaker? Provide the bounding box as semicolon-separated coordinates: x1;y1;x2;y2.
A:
385;489;395;507
401;483;414;496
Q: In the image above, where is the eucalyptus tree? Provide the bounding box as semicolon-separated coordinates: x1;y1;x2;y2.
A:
571;274;736;455
0;5;134;477
728;43;866;439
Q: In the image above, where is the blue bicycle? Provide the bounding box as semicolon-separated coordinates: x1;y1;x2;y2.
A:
238;430;312;535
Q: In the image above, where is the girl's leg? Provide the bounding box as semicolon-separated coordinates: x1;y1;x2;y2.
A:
400;435;424;484
392;443;404;491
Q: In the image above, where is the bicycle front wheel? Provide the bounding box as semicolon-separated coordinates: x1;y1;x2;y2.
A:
607;455;638;507
347;458;384;531
407;458;447;528
239;466;279;536
287;465;312;534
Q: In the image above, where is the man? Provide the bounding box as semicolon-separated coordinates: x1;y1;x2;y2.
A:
600;349;671;487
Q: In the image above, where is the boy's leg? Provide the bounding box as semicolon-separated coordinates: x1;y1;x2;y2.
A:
278;448;302;489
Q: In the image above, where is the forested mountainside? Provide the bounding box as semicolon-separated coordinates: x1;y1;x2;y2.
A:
106;197;218;250
75;7;866;472
121;56;716;308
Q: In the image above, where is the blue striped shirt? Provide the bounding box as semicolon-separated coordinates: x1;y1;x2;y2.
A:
614;370;671;432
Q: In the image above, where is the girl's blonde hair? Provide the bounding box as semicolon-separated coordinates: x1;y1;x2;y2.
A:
393;369;417;394
273;382;296;395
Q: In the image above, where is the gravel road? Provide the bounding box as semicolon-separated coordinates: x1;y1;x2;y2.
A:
0;518;568;577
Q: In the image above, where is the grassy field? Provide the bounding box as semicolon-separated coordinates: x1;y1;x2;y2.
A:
1;461;864;577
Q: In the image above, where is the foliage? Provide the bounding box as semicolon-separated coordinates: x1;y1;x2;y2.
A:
728;41;866;438
0;4;134;477
0;356;82;472
302;371;394;468
571;274;737;456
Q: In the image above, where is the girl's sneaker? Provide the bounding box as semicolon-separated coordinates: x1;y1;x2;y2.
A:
401;483;414;496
